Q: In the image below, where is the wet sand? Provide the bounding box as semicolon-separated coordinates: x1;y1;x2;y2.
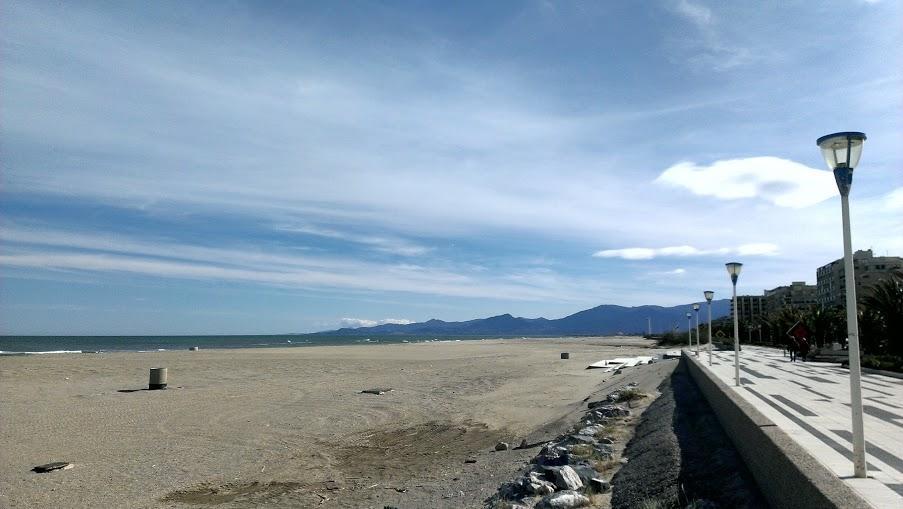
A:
0;336;656;508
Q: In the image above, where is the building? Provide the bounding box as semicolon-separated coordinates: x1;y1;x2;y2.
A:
816;250;903;307
731;295;764;326
763;281;817;315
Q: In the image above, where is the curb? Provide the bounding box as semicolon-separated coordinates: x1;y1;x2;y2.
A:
681;352;870;509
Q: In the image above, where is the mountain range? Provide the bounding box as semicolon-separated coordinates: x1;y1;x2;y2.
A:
311;300;731;336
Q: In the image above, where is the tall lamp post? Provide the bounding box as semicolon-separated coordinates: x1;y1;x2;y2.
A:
704;291;714;365
726;262;743;386
693;303;701;356
817;131;867;478
686;311;692;350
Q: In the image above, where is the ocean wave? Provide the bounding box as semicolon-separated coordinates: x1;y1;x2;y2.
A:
0;350;85;355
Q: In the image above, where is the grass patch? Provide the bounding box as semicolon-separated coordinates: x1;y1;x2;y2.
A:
861;354;903;373
593;422;621;440
593;458;621;475
617;388;646;402
570;443;615;461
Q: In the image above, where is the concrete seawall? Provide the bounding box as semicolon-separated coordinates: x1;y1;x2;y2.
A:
681;352;870;509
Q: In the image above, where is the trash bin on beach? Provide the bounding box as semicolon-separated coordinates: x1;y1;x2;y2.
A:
148;368;168;390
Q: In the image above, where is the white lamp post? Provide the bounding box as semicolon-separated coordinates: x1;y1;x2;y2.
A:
726;262;743;386
693;303;701;356
704;290;714;365
686;311;692;350
817;131;867;479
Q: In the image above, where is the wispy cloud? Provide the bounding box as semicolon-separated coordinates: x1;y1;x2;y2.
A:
339;317;413;328
654;157;836;208
593;243;779;260
673;0;713;27
0;225;592;302
275;224;431;256
665;0;756;71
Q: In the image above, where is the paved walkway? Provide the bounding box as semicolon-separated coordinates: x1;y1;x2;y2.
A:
700;345;903;509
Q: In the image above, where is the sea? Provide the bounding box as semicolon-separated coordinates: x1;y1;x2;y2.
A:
0;334;516;355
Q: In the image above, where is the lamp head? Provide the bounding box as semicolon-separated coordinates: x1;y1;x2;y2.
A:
725;262;743;284
693;303;700;311
704;290;714;302
817;131;865;171
686;312;692;318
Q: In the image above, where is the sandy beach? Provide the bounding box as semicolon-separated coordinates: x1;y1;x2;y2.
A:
0;336;660;508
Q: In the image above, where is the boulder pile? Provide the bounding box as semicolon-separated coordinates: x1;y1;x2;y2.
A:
484;383;640;508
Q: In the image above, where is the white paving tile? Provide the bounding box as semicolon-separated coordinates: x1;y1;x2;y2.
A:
695;346;903;508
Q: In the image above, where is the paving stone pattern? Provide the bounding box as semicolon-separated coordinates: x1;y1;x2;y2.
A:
703;346;903;508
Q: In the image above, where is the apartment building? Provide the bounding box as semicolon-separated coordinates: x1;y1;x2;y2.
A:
763;281;817;315
816;250;903;307
731;295;765;326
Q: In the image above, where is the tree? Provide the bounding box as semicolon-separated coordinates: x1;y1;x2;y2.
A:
803;305;844;349
861;270;903;356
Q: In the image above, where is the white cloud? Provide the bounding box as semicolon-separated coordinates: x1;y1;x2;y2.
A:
648;268;687;277
673;0;713;27
339;317;413;328
593;243;778;260
654;157;837;208
276;224;431;256
885;187;903;210
0;225;595;302
736;243;780;256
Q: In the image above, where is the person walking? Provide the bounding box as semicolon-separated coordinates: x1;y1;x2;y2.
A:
798;337;810;362
788;336;798;362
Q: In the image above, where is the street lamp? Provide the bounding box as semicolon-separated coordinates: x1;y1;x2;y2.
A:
693;303;701;356
686;311;692;350
704;290;714;365
726;262;743;386
817;131;867;479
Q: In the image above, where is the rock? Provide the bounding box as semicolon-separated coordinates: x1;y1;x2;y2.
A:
361;388;393;395
570;464;597;486
32;462;72;473
598;436;614;445
497;480;524;499
536;490;590;508
524;472;557;495
593;443;614;458
535;444;570;466
577;425;603;436
553;465;583;491
594;405;630;418
590;477;610;493
566;434;596;446
464;458;476;463
519;439;529;449
495;441;510;451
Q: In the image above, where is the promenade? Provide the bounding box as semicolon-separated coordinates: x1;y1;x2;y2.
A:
703;345;903;508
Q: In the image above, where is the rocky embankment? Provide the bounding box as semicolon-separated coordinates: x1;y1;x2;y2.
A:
484;358;768;509
484;383;644;508
610;361;767;508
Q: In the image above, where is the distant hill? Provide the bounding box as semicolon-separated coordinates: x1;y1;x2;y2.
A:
310;300;731;336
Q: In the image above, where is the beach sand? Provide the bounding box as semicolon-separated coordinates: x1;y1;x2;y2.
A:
0;336;659;508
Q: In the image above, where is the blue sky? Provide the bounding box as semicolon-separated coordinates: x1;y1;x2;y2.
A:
1;0;901;335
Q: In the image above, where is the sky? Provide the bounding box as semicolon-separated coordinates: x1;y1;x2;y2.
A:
1;0;901;335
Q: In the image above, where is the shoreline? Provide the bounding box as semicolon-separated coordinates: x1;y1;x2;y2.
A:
0;334;648;356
